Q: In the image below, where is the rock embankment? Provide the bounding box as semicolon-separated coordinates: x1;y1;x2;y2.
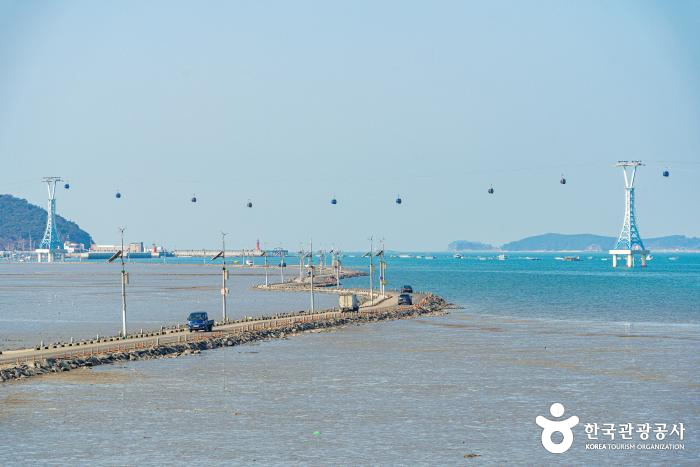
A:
0;295;448;384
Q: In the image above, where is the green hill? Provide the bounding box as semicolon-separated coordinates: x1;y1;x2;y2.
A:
0;194;93;250
497;233;700;251
501;233;614;251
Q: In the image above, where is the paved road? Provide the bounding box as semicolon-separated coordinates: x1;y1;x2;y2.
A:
0;289;423;368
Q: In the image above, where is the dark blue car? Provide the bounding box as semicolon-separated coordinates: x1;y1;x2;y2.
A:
187;312;214;332
398;294;413;306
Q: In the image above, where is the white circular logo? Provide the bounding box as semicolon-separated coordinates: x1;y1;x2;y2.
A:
550;403;565;417
535;403;579;454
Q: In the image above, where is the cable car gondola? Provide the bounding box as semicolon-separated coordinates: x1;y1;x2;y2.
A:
663;169;670;177
191;194;197;203
395;195;402;205
488;186;494;194
115;191;122;199
560;174;567;185
246;200;253;208
330;197;337;205
64;183;70;189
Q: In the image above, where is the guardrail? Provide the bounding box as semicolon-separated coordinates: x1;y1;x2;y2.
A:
1;309;351;367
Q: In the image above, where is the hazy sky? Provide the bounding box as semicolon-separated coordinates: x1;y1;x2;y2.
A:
1;0;698;251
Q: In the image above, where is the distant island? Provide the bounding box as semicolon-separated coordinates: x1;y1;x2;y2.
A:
449;233;700;252
0;194;93;250
447;240;496;251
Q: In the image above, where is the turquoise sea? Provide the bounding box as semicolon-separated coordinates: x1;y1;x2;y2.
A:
342;252;700;324
1;252;698;464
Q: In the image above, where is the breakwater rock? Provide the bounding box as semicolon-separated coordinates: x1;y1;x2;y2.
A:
0;295;448;384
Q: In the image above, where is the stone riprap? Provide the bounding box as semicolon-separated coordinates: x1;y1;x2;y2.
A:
0;295;447;383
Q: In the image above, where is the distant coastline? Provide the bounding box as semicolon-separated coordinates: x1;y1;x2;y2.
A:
449;233;700;253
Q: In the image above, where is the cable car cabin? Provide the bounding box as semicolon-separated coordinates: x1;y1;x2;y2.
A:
246;201;253;208
64;183;70;189
395;196;402;205
663;170;670;177
331;198;337;205
488;187;494;194
560;177;567;185
191;196;197;203
115;192;122;199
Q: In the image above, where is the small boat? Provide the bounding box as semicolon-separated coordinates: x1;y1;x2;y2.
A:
425;255;435;260
523;256;540;261
453;254;463;259
646;254;653;261
245;259;254;266
398;254;411;258
497;254;507;261
416;255;423;259
563;256;581;262
668;256;678;261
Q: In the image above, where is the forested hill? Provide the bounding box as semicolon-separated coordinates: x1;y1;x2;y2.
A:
499;233;700;251
447;240;496;251
448;233;700;251
0;194;93;250
501;233;614;251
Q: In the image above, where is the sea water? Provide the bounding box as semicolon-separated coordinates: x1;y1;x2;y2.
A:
0;253;698;464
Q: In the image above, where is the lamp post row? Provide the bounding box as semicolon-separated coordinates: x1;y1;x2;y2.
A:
112;235;386;337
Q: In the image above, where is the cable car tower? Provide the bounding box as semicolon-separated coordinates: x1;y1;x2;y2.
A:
35;177;66;262
609;161;649;268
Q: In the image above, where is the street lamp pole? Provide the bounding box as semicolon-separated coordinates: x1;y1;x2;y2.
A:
280;250;285;283
334;250;341;289
309;239;315;313
222;232;228;322
264;251;269;287
379;239;386;297
369;236;374;306
298;246;304;282
119;227;127;337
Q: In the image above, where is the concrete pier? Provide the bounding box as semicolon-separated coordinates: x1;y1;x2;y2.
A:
609;249;649;268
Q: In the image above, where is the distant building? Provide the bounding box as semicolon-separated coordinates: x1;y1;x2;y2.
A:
63;241;86;253
91;242;144;253
128;242;144;253
90;244;119;253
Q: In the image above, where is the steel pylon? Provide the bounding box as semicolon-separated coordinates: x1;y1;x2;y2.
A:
38;177;63;251
613;161;645;251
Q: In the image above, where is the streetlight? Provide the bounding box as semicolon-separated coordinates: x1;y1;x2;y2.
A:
364;236;374;306
308;239;315;313
279;248;285;284
211;232;229;322
263;251;269;287
332;249;342;290
378;238;386;297
108;227;128;337
298;245;304;282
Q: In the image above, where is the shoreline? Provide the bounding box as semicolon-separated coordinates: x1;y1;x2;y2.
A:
0;294;448;384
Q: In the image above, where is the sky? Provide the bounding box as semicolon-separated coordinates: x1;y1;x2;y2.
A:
0;0;698;251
